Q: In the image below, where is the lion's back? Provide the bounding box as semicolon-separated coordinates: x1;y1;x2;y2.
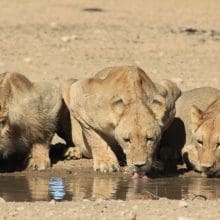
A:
8;81;62;143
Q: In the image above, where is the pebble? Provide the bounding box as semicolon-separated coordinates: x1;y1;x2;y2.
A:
23;57;32;63
159;51;164;57
50;22;58;29
132;205;138;210
9;211;18;217
95;198;103;204
61;36;70;42
178;200;188;208
128;212;136;220
178;217;190;220
159;197;168;201
16;206;25;211
0;197;6;203
70;35;78;40
49;199;56;204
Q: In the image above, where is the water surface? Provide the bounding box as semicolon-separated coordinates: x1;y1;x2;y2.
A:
0;175;220;201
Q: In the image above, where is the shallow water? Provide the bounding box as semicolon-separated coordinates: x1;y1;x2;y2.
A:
0;175;220;202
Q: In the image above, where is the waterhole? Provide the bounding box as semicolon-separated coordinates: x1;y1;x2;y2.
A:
0;175;220;202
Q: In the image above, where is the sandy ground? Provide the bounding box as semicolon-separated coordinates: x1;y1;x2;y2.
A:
1;199;220;220
0;0;220;219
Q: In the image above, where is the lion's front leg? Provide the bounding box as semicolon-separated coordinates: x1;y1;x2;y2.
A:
28;143;51;170
84;128;120;173
182;144;199;171
70;116;92;159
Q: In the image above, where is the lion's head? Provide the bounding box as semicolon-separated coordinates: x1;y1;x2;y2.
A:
100;67;181;174
0;72;33;158
114;102;162;173
189;99;220;176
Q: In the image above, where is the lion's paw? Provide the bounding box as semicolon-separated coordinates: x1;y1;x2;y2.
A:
93;151;119;173
64;147;82;160
28;154;51;171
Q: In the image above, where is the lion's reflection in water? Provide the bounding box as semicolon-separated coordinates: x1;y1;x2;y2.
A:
0;175;220;201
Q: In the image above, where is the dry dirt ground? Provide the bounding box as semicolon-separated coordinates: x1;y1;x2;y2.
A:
0;0;220;219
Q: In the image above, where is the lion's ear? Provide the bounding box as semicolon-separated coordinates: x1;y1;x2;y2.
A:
153;80;181;129
150;94;166;126
191;105;203;132
0;72;33;102
158;80;181;103
7;73;32;94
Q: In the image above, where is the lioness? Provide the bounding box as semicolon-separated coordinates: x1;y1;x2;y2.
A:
62;66;181;175
159;87;220;177
0;72;62;170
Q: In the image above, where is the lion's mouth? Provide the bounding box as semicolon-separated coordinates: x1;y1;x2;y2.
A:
132;171;148;179
131;164;150;179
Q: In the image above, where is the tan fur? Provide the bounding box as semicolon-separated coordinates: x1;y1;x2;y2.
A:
159;87;220;177
183;98;220;176
61;79;78;108
56;79;78;156
62;66;180;173
0;72;62;170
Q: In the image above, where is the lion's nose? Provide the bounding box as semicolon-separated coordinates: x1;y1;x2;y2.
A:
201;164;213;172
133;163;147;172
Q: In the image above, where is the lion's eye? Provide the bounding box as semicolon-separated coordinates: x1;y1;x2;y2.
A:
123;138;131;143
112;98;124;106
145;136;154;142
216;143;220;149
0;118;6;128
197;140;203;146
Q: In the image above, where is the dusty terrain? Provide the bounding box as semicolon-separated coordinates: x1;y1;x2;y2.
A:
0;0;220;219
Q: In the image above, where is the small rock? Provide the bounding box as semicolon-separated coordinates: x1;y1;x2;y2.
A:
9;211;18;217
159;197;167;201
120;211;126;216
0;197;5;203
178;217;190;220
132;205;138;210
179;200;188;208
50;22;58;29
70;35;78;40
95;198;103;204
23;57;32;63
16;206;25;211
49;199;56;204
61;36;70;42
128;212;136;220
159;51;164;57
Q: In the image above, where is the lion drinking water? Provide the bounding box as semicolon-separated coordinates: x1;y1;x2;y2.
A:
159;87;220;177
61;66;181;176
0;72;62;170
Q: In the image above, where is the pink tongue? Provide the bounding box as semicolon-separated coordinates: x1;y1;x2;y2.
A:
132;171;148;179
132;172;140;179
